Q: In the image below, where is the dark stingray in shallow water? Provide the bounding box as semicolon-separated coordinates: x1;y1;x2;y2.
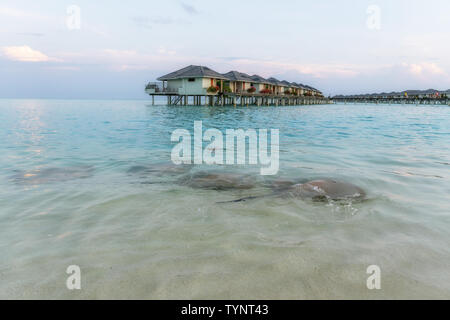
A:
263;178;308;191
178;171;257;191
10;166;94;185
127;163;192;177
287;180;366;201
219;179;366;203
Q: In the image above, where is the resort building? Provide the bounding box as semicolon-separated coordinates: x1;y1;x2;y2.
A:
281;80;293;94
291;82;303;96
146;65;328;106
303;85;316;96
156;65;228;95
250;75;272;94
266;77;285;95
222;71;255;94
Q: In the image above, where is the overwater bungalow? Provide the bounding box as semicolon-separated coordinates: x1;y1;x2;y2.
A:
281;80;293;94
290;82;302;96
155;65;228;95
266;77;285;95
305;85;323;97
302;85;316;96
296;84;307;95
333;89;449;105
222;71;255;94
146;65;329;106
250;75;272;94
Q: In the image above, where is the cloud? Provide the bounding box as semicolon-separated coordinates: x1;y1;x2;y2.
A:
320;62;450;95
211;58;449;95
401;62;446;76
222;58;363;79
400;33;450;59
56;49;365;79
180;2;198;14
48;47;450;94
216;58;450;86
1;46;51;62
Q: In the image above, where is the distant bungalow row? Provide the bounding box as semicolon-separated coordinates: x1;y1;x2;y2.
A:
333;89;450;105
334;89;449;100
146;65;324;98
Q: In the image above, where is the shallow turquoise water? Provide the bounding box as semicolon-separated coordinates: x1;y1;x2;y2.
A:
1;99;449;299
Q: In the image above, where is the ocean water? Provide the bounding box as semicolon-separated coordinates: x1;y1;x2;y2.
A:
1;98;449;299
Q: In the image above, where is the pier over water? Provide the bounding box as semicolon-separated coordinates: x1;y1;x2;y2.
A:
146;87;331;106
333;96;450;106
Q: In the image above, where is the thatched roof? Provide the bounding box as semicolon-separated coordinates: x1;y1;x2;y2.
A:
157;65;228;81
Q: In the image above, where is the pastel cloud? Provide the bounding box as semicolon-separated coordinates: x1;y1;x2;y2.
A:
401;62;446;76
227;58;362;79
2;45;51;62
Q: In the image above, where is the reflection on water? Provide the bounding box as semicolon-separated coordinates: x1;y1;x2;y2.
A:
0;99;449;299
14;100;48;160
9;166;94;185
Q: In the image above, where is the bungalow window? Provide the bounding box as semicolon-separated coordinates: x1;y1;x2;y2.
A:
188;78;195;82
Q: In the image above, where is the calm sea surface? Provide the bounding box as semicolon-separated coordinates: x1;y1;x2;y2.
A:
1;99;449;299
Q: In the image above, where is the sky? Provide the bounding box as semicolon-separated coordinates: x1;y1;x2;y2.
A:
0;0;449;98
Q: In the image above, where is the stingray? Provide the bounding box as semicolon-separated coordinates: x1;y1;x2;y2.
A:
177;171;258;191
10;166;94;185
219;179;366;203
127;163;192;177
